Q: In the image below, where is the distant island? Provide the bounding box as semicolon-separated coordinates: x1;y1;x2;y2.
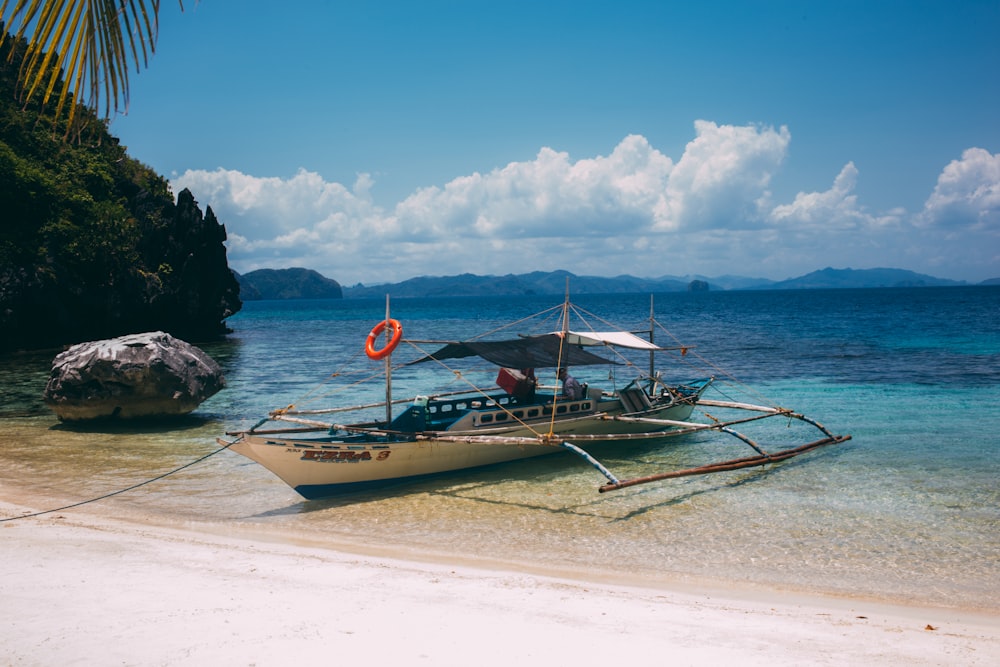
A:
237;266;996;300
236;268;343;300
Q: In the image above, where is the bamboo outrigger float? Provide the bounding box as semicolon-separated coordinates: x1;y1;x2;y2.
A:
221;294;850;499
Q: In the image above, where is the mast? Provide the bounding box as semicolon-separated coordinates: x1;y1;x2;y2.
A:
561;277;571;336
649;294;655;380
384;294;392;424
547;278;572;438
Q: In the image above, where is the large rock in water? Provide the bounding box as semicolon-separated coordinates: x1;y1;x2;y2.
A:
43;332;225;421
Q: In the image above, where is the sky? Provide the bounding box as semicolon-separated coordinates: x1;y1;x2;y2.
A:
110;1;1000;285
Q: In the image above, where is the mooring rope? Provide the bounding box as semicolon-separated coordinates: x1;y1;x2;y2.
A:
0;438;239;523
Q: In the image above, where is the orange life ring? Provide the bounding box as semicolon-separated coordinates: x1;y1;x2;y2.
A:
365;319;403;360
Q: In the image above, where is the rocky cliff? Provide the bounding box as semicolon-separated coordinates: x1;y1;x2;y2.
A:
0;31;241;352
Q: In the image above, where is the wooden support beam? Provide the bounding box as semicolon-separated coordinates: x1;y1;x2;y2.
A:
598;435;852;493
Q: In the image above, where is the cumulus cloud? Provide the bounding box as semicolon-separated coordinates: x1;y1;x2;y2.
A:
392;135;674;241
662;120;790;230
917;147;1000;230
767;162;890;231
173;168;387;269
170;124;1000;284
173;168;376;237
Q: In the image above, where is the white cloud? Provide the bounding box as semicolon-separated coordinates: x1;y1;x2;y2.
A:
170;124;1000;284
172;168;376;239
769;162;878;230
661;120;790;231
391;135;673;241
917;147;1000;231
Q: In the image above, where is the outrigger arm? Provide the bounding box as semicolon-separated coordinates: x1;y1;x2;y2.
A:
596;433;852;492
556;440;622;487
545;400;853;493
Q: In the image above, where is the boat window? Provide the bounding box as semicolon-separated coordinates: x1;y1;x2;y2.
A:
582;402;590;410
495;413;508;422
512;411;523;419
441;404;452;413
480;414;493;423
556;405;567;414
570;404;579;412
527;409;539;418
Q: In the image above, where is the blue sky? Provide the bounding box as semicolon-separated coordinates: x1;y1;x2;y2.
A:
112;1;1000;284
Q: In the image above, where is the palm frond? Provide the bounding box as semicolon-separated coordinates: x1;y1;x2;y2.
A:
1;0;174;130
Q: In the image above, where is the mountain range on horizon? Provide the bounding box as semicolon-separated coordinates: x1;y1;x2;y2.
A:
235;266;999;300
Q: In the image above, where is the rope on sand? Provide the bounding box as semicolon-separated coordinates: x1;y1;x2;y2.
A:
0;439;238;523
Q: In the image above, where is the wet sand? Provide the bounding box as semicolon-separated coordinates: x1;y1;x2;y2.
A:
2;498;997;666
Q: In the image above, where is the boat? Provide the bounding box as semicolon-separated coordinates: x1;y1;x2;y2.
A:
220;295;851;499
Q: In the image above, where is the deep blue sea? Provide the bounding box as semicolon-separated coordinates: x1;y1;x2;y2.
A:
2;286;998;610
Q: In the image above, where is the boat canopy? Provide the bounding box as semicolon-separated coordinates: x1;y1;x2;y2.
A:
410;330;664;368
558;330;662;350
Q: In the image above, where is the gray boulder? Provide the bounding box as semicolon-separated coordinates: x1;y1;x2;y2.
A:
43;332;225;421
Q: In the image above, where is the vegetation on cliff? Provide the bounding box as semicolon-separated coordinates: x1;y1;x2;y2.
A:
0;31;240;352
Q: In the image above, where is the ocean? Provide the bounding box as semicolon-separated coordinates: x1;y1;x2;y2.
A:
2;286;998;611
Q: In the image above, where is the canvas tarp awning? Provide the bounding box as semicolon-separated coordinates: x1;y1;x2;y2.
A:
409;334;621;368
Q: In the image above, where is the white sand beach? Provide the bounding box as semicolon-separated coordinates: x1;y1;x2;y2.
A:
2;499;997;666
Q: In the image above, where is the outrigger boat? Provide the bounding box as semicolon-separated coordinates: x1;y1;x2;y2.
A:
221;296;850;499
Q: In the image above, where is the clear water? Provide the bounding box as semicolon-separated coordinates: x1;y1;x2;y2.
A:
2;287;998;611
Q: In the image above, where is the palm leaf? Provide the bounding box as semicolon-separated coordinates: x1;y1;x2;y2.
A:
1;1;176;131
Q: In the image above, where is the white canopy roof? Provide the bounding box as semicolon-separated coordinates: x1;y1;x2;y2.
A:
558;331;662;350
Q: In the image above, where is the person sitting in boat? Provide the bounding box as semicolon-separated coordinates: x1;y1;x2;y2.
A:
515;368;537;403
558;367;583;400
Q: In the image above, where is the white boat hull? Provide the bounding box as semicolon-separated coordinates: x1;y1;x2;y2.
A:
226;392;704;498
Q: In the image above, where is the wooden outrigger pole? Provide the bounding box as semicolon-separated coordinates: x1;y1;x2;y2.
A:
596;433;852;492
552;398;853;493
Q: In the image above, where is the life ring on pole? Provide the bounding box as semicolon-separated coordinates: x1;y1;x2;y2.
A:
365;319;403;360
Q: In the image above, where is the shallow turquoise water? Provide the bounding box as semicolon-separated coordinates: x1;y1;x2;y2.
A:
2;287;998;610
